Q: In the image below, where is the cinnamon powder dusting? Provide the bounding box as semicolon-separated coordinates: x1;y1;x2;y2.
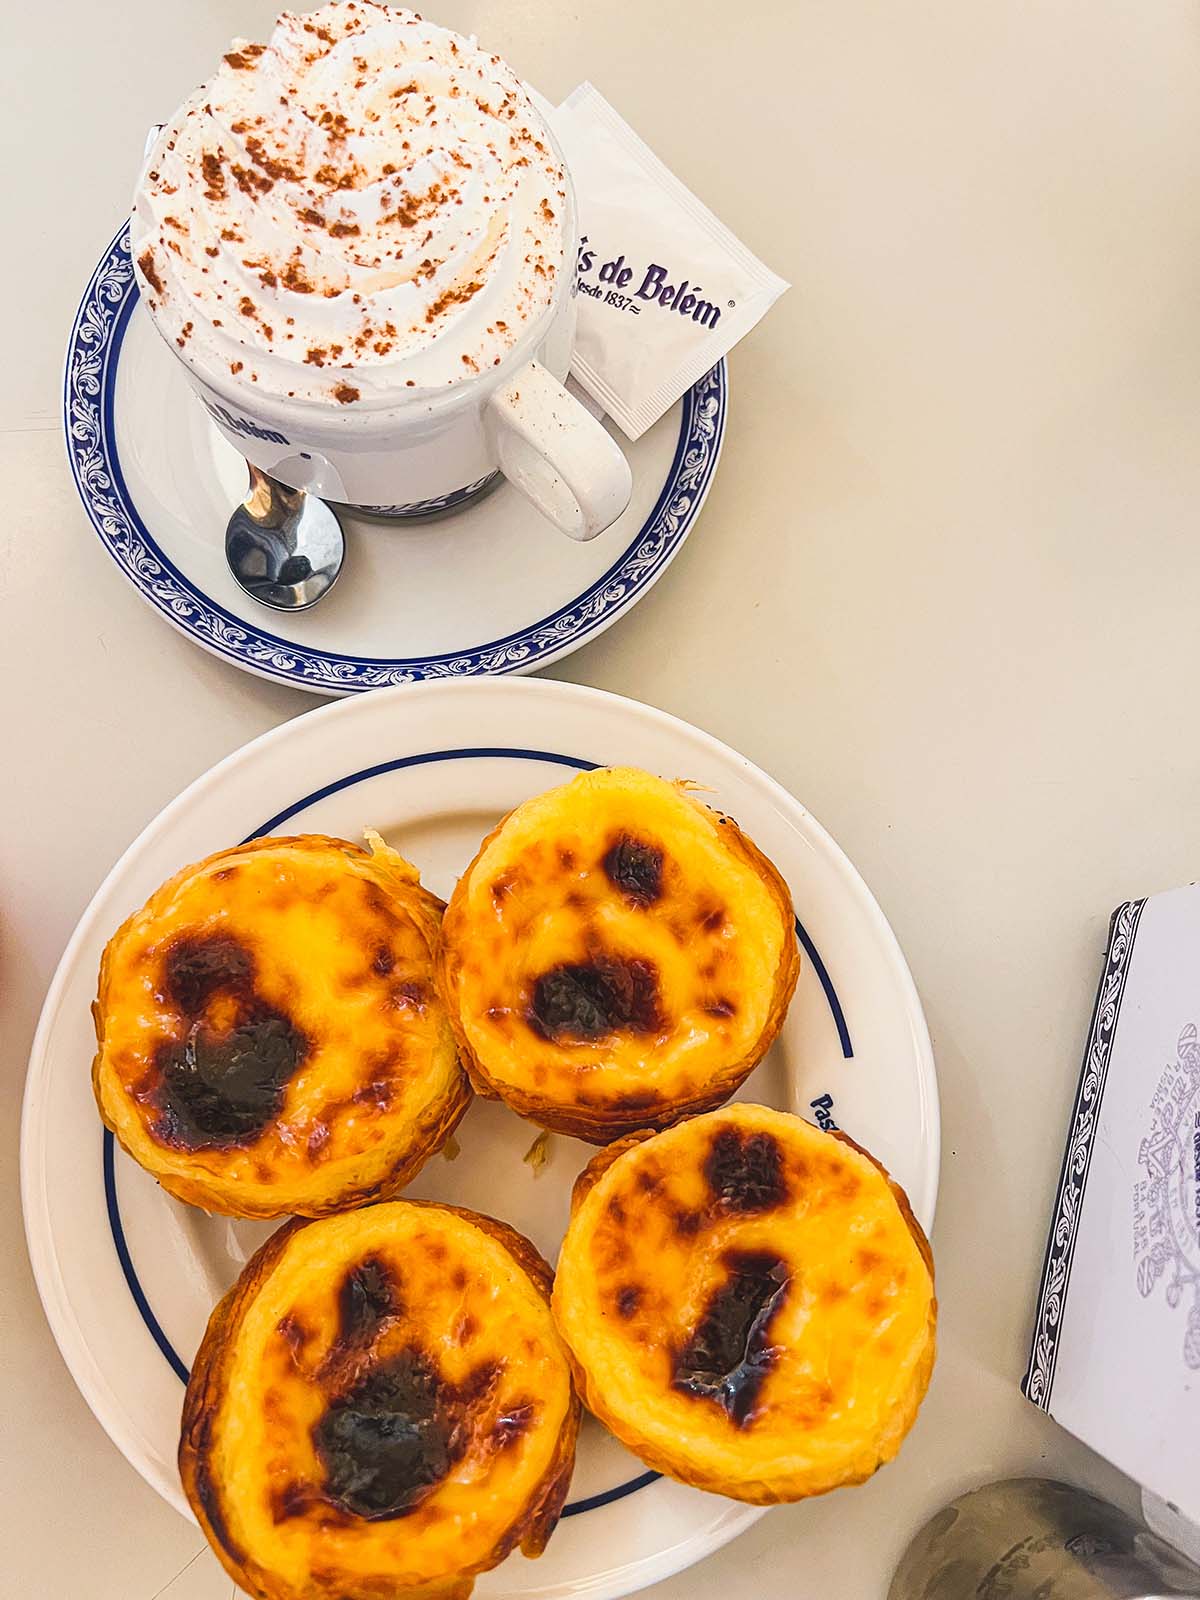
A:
137;4;569;398
201;152;226;199
280;261;315;293
137;250;165;296
426;280;482;323
223;43;265;69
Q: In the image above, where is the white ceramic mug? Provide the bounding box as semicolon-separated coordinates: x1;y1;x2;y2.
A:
136;148;632;540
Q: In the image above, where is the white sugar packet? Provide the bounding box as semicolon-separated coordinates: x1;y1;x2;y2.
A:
552;84;788;439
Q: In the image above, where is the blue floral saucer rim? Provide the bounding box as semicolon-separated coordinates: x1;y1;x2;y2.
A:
64;225;728;694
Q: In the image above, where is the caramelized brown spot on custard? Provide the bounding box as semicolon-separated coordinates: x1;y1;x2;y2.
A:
371;946;395;977
270;1479;315;1523
147;933;307;1150
672;1250;791;1427
528;956;660;1042
601;834;664;906
704;1127;787;1214
460;1357;502;1404
277;1313;311;1357
163;932;251;1012
615;1284;642;1318
337;1256;401;1349
149;1012;306;1148
490;870;519;905
491;1400;536;1450
389;980;426;1012
353;1076;393;1111
313;1350;454;1520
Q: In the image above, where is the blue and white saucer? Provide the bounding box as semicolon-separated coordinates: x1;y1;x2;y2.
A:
64;226;727;695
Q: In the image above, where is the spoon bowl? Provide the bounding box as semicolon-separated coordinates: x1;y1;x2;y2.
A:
225;465;345;611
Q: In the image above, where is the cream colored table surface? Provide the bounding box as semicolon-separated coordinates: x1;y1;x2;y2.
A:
6;1;1197;1594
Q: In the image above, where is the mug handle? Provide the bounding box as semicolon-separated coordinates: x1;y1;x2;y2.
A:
486;361;633;541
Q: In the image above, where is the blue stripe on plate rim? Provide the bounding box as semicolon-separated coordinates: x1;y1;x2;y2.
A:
102;746;851;1515
64;224;727;693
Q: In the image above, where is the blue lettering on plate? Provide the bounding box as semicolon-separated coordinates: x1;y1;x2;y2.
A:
810;1092;838;1131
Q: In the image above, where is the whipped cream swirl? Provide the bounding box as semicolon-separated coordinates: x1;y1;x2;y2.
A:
131;2;568;404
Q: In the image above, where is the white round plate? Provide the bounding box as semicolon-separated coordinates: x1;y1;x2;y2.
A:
64;226;726;695
22;678;938;1600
